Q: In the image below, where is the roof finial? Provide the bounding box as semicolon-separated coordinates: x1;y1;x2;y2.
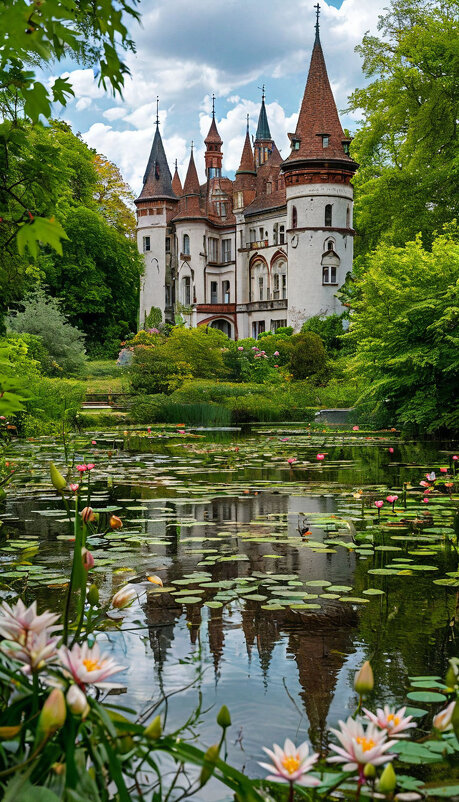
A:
246;113;250;133
262;83;265;102
314;3;320;41
156;96;160;127
191;140;194;153
175;158;178;171
212;93;215;118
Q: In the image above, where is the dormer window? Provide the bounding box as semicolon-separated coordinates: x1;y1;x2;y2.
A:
291;137;300;151
322;135;329;148
342;140;351;155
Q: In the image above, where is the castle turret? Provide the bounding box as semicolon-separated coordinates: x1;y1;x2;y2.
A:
233;116;256;210
171;160;183;197
253;88;274;168
136;101;178;327
281;9;358;327
204;96;223;179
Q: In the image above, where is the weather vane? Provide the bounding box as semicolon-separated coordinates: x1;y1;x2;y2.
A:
257;84;266;101
156;96;159;126
212;93;215;118
246;113;250;133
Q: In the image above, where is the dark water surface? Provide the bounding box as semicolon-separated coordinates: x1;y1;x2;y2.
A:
1;425;458;798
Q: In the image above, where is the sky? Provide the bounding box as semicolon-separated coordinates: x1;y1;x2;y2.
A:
51;0;387;194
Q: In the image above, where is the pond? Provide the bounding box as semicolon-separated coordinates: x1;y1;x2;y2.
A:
1;424;458;799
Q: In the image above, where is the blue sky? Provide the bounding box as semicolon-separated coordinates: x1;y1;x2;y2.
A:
51;0;386;192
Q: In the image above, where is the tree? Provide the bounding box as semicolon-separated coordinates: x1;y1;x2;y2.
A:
93;155;137;237
46;208;142;355
0;0;139;258
301;315;347;353
282;333;329;382
8;290;87;377
349;0;459;256
345;227;459;432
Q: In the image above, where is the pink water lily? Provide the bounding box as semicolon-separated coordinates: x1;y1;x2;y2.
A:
388;447;394;454
69;483;79;493
440;467;448;473
363;705;416;737
328;717;397;772
86;463;95;471
425;472;436;481
76;464;87;473
316;454;325;461
0;599;59;642
433;700;456;732
386;495;398;504
287;458;297;465
353;426;359;431
58;642;126;689
2;628;59;674
259;738;320;786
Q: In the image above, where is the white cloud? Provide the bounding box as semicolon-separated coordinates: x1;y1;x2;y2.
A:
103;106;127;121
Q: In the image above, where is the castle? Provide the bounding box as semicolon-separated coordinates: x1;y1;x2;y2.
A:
136;11;358;339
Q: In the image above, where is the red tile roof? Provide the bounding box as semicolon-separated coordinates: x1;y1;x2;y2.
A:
236;130;256;174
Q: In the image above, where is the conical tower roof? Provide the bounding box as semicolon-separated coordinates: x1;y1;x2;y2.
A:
204;115;223;146
236;129;256;175
171;160;182;196
183;148;201;195
285;32;353;164
137;124;176;202
255;93;271;141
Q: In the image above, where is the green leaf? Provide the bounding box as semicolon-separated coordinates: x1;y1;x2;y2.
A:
406;691;447;703
17;217;68;258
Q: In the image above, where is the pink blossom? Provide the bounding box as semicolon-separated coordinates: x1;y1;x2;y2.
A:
0;599;59;642
69;484;79;493
287;458;297;465
238;346;244;351
422;497;429;503
86;463;95;471
433;701;456;732
386;495;398;504
58;642;126;689
388;447;394;454
76;464;87;473
82;548;94;570
274;364;279;368
178;429;186;434
147;427;151;433
91;440;97;445
419;480;430;488
328;717;397;771
374;500;384;509
440;467;448;473
274;351;279;356
316;454;325;461
353;426;359;431
2;628;59;674
259;738;320;786
453;456;458;461
363;705;416;738
426;472;436;481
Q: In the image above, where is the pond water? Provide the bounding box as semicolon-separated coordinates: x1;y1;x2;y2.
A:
1;424;458;798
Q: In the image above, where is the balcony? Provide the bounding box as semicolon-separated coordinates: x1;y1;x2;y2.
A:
238;299;288;313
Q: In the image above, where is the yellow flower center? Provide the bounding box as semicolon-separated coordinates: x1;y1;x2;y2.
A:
83;658;102;672
356;736;376;752
387;714;400;726
282;755;301;775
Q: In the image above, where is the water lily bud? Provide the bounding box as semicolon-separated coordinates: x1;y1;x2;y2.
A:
217;705;231;729
109;515;123;529
445;660;458;690
87;583;99;606
354;660;374;695
37;689;66;743
66;685;89;718
50;462;66;492
112;584;136;609
81;548;94;570
144;715;162;740
199;744;219;785
81;506;95;525
433;700;455;732
363;763;376;779
377;762;397;793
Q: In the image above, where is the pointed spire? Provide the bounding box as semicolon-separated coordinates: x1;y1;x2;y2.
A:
171;159;182;196
183;146;200;195
255;86;271;142
204;114;223;146
236;124;256;175
285;16;354;163
137;124;175;201
156;95;160;127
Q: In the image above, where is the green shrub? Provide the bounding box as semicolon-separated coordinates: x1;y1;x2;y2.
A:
8;289;87;377
278;332;329;382
19;377;86;435
301;314;347;353
128;395;231;426
130;348;192;394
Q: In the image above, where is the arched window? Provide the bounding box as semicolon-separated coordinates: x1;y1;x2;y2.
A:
292;206;298;229
325;205;332;227
328;240;334;251
183;234;190;255
272;259;287;300
250;260;269;302
182;275;191;304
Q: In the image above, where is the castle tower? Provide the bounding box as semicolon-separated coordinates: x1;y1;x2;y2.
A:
204;96;223;179
172;160;183;197
233;116;257;210
253;87;274;168
281;9;358;327
136;101;178;327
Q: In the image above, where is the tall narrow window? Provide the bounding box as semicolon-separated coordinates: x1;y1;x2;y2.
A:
183;276;191;304
273;274;280;299
292;206;297;229
259;227;264;241
258;276;264;301
282;273;287;299
273;223;278;245
346;205;351;228
279;225;285;245
210;281;218;304
183;234;190;255
222;281;230;304
143;236;151;252
165;237;171;253
322;135;329;148
325;205;332;227
222;239;231;262
322;266;337;285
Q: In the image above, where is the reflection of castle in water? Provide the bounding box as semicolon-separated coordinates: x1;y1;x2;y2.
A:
141;492;357;749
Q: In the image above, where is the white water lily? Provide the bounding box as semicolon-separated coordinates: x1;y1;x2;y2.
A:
363;705;416;737
259;738;320;786
58;642;126;689
328;717;397;771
